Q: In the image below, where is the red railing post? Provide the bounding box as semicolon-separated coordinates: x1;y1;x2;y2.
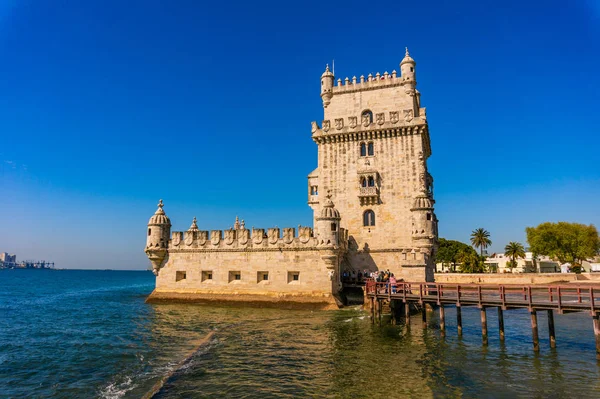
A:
528;286;533;308
549;287;553;302
557;286;562;313
436;283;441;305
501;285;506;308
590;287;595;313
457;285;461;304
478;285;482;307
578;287;582;304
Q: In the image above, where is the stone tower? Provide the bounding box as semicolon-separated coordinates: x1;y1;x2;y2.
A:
145;199;171;276
308;49;438;281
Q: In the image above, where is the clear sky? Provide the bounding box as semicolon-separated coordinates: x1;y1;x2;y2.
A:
1;0;599;269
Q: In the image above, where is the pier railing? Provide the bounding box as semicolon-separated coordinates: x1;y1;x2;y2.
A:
365;281;600;314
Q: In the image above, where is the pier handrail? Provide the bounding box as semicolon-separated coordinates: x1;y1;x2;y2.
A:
365;281;600;315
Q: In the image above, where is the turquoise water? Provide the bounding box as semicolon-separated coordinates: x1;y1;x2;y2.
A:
1;269;599;398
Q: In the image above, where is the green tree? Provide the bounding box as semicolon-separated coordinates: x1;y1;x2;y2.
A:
504;241;526;272
526;222;600;264
470;228;492;258
457;249;485;273
434;238;477;271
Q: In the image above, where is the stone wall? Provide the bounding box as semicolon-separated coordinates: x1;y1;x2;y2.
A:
148;246;342;309
434;273;580;285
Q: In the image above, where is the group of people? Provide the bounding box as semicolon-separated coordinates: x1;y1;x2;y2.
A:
340;269;404;294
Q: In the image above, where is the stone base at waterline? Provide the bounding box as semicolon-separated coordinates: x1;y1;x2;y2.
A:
145;289;343;310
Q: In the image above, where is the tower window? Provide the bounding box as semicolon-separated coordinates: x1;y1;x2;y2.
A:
202;271;213;281
361;110;373;124
310;185;318;195
258;271;269;283
331;222;337;232
410;67;414;72
361;177;367;187
367;142;374;156
367;176;375;187
427;213;432;221
288;271;300;283
148;228;151;236
360;143;366;157
363;210;375;226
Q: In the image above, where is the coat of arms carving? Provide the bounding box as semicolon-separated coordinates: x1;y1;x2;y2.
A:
198;231;208;246
283;228;294;244
299;226;311;243
184;231;194;246
268;228;279;245
224;229;235;245
334;118;344;130
238;228;249;245
376;113;385;125
390;111;399;124
322;120;330;132
252;228;264;245
349;116;357;128
361;114;370;127
403;109;414;122
210;230;221;245
172;232;181;246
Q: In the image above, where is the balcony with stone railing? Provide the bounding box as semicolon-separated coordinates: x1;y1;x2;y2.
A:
358;186;379;205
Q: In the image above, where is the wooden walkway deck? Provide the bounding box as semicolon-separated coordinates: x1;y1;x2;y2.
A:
365;281;600;359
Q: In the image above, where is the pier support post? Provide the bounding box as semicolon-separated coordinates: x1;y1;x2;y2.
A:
456;306;463;337
421;305;427;328
593;314;600;360
547;310;556;349
439;305;446;336
377;300;382;326
530;310;539;352
498;308;505;341
481;307;488;346
405;302;411;327
370;297;375;324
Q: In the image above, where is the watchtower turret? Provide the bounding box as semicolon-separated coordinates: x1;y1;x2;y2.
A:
145;199;171;275
320;64;334;108
316;195;341;246
400;47;416;87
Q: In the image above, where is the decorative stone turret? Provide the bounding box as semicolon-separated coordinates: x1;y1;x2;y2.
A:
316;195;341;247
188;217;199;232
145;199;171;276
400;47;416;86
320;64;334;108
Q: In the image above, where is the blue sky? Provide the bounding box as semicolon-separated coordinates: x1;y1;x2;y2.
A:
1;0;599;269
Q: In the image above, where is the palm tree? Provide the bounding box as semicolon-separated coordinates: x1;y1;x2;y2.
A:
504;241;526;272
470;228;492;258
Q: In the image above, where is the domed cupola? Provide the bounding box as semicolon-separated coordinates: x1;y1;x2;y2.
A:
320;196;341;219
400;47;417;86
411;192;434;211
148;199;171;226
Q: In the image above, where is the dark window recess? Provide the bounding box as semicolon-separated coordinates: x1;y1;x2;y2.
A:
367;142;374;156
363;210;376;226
360;143;366;157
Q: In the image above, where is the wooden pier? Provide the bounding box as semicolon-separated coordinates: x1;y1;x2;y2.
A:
365;281;600;359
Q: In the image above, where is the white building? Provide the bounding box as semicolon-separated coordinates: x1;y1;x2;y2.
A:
485;252;560;273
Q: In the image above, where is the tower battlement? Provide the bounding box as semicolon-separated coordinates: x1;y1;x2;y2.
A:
168;225;348;251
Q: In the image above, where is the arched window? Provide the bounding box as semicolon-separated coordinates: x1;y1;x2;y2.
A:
360;143;366;157
367;142;374;156
361;110;373;124
363;210;375;226
361;177;367;187
368;176;375;187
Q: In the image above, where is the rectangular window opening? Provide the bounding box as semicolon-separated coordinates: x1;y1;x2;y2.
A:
201;270;213;282
176;271;187;282
257;271;269;283
229;271;241;282
288;271;300;283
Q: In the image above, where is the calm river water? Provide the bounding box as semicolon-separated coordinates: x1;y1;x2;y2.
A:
1;269;599;398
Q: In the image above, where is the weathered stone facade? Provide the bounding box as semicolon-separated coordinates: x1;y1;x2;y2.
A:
145;49;438;308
